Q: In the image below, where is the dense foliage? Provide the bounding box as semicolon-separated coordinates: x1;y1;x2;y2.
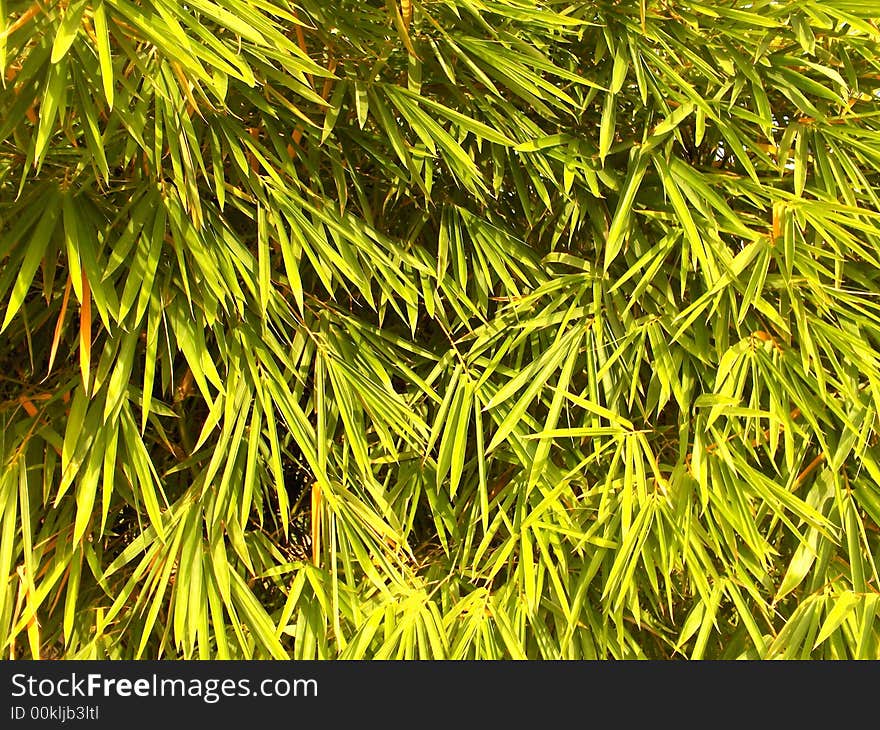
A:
2;0;880;659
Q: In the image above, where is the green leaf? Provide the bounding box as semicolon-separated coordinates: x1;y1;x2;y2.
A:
604;152;649;271
1;191;60;331
50;0;87;63
93;2;114;109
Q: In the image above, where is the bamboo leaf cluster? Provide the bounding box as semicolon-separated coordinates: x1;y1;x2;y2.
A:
1;0;880;659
